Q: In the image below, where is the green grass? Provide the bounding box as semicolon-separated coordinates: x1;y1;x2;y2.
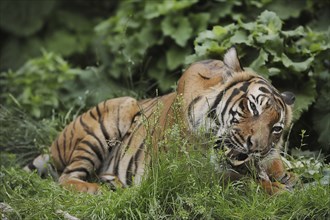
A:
1;150;329;219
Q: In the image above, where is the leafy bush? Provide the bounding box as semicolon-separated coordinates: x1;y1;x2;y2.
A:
0;0;116;71
0;52;81;118
93;0;329;151
187;10;329;147
95;0;238;91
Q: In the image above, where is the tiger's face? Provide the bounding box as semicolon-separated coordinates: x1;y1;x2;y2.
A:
178;47;295;162
215;79;294;160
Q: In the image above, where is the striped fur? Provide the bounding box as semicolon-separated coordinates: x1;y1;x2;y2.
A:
25;47;297;194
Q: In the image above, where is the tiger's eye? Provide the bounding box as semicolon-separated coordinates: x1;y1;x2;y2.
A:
232;118;239;124
272;126;283;133
250;102;256;110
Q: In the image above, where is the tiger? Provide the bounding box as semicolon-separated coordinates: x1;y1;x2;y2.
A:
24;47;297;194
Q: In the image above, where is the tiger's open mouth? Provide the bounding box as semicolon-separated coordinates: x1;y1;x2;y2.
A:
213;138;273;166
213;138;250;166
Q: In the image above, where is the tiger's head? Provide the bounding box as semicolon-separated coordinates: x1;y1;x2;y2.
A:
177;47;295;163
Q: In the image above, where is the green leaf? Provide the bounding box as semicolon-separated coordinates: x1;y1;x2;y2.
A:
188;13;211;33
166;46;191;71
268;67;281;76
144;0;198;19
266;0;307;19
44;30;79;56
312;79;330;149
230;30;248;44
282;26;305;37
213;26;228;37
161;16;193;47
0;38;43;70
148;58;176;92
255;33;283;57
249;49;269;77
313;113;330;150
292;80;316;121
257;10;282;33
56;10;93;32
281;54;314;72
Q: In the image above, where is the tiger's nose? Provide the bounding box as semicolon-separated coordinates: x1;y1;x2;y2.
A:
247;138;268;154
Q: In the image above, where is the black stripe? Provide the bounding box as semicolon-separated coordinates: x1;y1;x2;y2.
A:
141;98;160;114
62;127;68;164
113;148;122;176
236;132;246;143
79;116;90;133
122;134;135;156
116;104;122;138
126;157;134;186
188;96;202;126
134;142;145;176
236;110;244;117
72;156;95;168
79;116;106;155
250;94;257;102
220;88;240;125
232;134;245;149
68;137;82;163
89;110;97;121
274;96;285;109
96;103;111;145
76;147;96;157
208;77;254;120
209;91;225;115
256;94;267;104
96;104;102;118
63;167;89;175
81;140;103;162
98;107;110;141
255;79;270;85
56;138;65;166
69;129;74;151
207;108;221;126
89;132;106;155
239;81;250;92
230;136;245;152
71;119;77;144
259;86;271;94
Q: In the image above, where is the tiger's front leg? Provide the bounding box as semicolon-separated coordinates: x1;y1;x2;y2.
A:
259;152;298;194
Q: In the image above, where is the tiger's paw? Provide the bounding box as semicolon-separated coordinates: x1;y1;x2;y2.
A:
100;173;125;189
278;172;299;190
61;179;100;194
260;180;292;195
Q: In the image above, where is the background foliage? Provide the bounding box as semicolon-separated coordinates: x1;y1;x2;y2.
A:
0;0;329;218
0;0;329;153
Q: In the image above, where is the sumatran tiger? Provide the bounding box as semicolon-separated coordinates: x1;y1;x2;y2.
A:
24;47;297;194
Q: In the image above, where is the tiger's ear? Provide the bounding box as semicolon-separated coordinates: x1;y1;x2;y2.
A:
281;91;295;105
224;47;244;72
